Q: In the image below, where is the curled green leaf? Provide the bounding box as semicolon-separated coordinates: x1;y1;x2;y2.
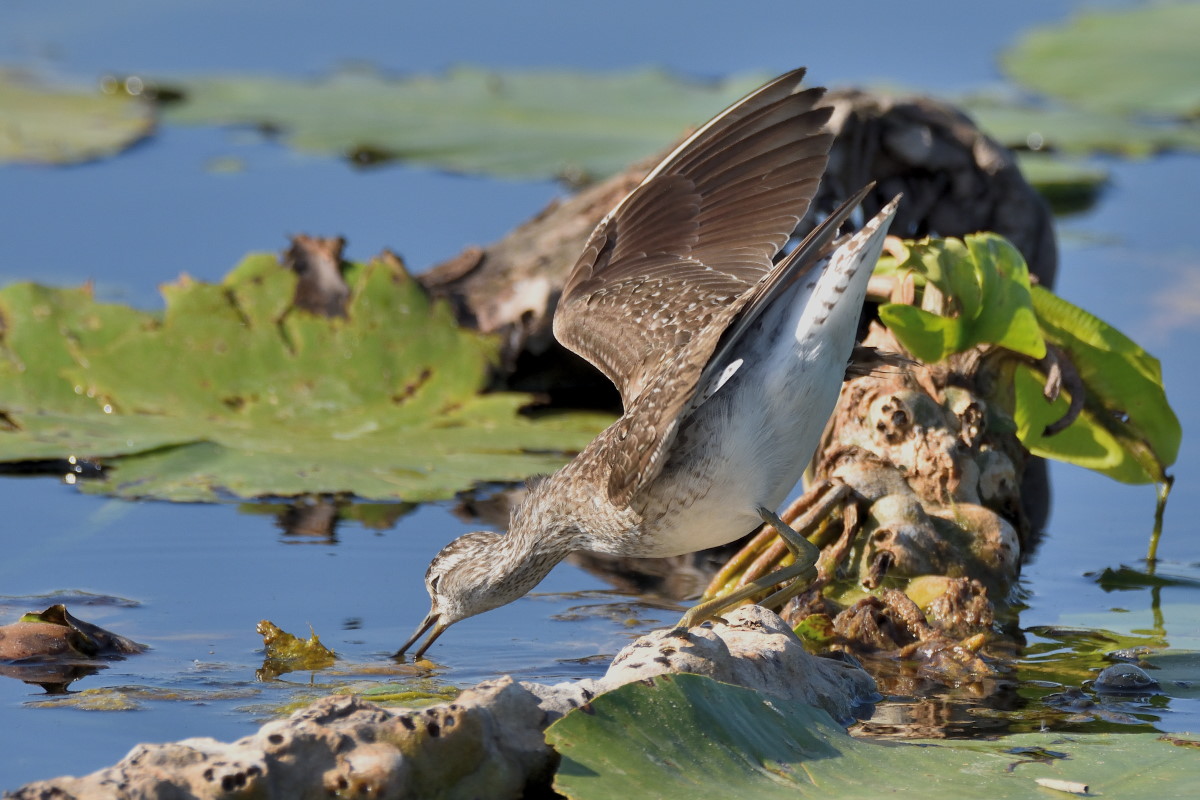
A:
1016;286;1180;485
876;235;1177;493
877;233;1045;362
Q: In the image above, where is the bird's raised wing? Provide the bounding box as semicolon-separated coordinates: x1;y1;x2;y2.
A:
553;68;834;407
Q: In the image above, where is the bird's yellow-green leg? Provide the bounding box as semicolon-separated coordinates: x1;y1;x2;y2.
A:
672;490;844;634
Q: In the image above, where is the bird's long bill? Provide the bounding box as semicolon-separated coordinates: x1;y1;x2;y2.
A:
394;610;447;660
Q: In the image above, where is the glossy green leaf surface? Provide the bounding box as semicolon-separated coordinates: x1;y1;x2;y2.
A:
876;236;1178;487
0;255;610;501
1016;286;1180;484
877;234;1045;363
547;673;1197;799
1012;363;1148;484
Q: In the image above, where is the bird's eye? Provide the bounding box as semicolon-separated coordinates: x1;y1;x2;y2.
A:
429;575;440;592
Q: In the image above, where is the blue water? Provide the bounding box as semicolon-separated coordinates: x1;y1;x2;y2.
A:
1;0;1076;306
2;0;1198;789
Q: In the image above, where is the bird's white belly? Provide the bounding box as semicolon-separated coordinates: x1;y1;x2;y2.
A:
636;385;831;556
643;458;767;555
636;284;854;557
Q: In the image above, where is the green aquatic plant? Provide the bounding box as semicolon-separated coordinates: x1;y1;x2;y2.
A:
0;252;609;501
1003;3;1200;118
878;234;1179;492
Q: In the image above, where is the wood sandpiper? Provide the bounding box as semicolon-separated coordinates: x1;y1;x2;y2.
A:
399;68;900;658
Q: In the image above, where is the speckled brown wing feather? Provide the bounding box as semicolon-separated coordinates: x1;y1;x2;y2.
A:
598;194;871;509
554;68;833;406
552;69;836;506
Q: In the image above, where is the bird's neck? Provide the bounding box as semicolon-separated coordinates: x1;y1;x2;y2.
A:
507;472;587;560
478;480;583;603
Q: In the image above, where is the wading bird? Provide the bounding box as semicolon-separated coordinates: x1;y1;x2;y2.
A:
399;68;899;659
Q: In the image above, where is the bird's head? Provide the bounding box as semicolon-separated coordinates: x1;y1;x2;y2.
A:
396;476;579;659
395;530;511;659
395;517;569;659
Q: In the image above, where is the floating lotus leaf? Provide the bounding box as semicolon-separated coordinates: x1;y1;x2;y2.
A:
1002;4;1200;118
162;67;764;180
0;254;610;501
0;70;154;165
547;673;1198;799
962;93;1200;158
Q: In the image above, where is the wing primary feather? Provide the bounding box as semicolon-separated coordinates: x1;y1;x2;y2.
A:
638;69;813;187
702;183;876;380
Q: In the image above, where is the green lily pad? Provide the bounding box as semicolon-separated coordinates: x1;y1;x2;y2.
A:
547;673;1197;799
1012;152;1107;216
0;254;610;501
157;64;1139;215
161;67;764;180
963;93;1200;158
1002;4;1200;118
0;70;154;165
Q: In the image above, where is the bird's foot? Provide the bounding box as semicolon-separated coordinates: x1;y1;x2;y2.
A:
672;601;737;633
757;505;821;571
672;492;849;634
673;561;815;632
